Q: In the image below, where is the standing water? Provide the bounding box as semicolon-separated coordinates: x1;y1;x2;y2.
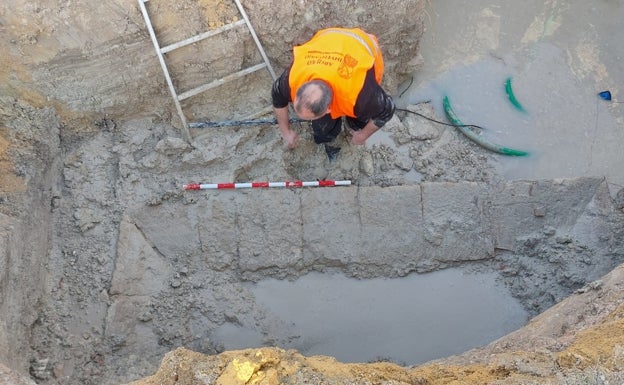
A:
398;0;624;192
401;48;623;185
213;269;527;365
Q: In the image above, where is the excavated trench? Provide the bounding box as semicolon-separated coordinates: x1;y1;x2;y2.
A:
2;108;622;385
2;74;624;385
1;1;624;385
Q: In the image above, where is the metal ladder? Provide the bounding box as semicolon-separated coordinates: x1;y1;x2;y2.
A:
138;0;278;141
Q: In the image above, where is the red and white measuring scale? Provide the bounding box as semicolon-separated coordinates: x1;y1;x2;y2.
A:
183;180;351;190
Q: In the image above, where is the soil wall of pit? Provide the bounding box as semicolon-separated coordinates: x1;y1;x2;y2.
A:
1;108;623;385
0;0;424;127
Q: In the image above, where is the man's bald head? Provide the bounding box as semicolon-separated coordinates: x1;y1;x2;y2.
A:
294;80;333;120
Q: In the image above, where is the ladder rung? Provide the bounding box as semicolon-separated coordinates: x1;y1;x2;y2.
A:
160;20;246;54
177;63;267;101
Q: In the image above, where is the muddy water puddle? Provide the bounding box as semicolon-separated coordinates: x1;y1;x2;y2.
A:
401;49;623;185
213;269;527;365
397;0;624;192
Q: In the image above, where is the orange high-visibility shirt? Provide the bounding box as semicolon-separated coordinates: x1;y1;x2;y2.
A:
289;28;384;119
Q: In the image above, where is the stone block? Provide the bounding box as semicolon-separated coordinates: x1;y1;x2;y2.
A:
491;177;604;250
111;218;172;296
421;182;494;262
237;189;304;272
357;185;424;268
301;187;360;265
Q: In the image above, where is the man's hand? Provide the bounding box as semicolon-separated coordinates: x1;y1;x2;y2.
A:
349;129;368;145
274;106;299;148
348;120;379;145
282;129;300;148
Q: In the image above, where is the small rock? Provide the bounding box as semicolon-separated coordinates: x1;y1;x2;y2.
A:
394;154;413;171
310;166;329;181
30;358;49;380
146;196;162;206
543;227;556;236
359;153;374;176
402;103;441;140
53;362;64;379
522;237;539;248
109;334;127;352
98;289;110;303
138;312;153;322
155;137;192;155
74;207;99;232
615;187;624;210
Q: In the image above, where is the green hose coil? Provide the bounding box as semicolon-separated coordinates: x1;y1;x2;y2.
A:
442;96;529;157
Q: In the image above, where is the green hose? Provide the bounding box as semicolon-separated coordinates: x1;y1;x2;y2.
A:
505;77;526;113
443;96;529;157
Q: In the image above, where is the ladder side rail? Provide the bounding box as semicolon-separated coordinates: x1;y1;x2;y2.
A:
233;0;278;81
137;0;192;141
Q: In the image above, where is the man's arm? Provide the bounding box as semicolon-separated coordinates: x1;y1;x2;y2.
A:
350;120;379;145
351;69;396;145
272;69;299;148
274;106;299;148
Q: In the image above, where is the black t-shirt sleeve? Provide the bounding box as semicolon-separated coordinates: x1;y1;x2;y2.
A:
354;68;396;128
271;69;292;108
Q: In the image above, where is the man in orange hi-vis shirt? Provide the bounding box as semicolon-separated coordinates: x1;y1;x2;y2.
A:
272;27;395;161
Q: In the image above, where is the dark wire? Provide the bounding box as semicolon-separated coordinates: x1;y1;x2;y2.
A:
189;105;486;131
397;76;484;131
395;107;486;131
398;76;414;98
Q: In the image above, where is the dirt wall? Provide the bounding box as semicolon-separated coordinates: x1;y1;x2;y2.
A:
0;0;424;127
0;103;61;374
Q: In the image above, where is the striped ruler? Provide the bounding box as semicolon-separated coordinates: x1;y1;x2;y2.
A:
183;180;351;190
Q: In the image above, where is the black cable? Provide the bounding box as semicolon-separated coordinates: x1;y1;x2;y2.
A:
395;107;486;131
189;106;486;131
398;76;414;98
190;117;305;128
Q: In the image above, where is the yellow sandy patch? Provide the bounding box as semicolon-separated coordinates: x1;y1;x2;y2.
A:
0;132;26;194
